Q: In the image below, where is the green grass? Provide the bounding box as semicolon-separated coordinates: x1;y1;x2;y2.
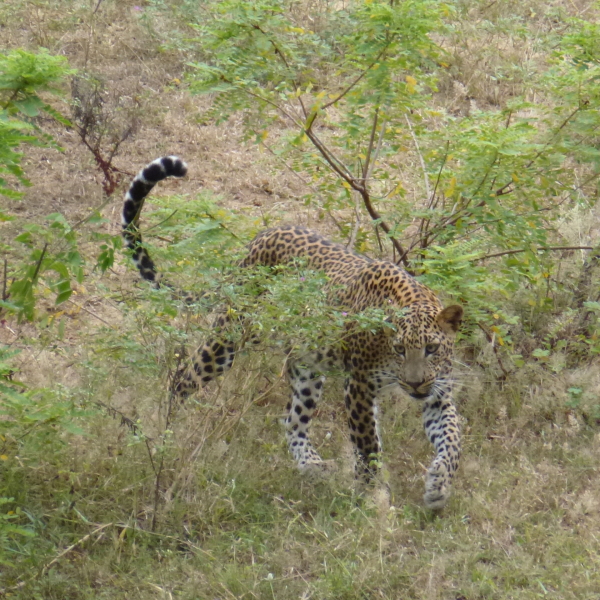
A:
2;0;600;598
2;339;600;599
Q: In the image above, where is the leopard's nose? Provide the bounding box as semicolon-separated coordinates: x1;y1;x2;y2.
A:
406;380;423;391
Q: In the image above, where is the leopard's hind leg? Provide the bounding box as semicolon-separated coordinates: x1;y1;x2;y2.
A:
173;311;244;397
174;338;237;397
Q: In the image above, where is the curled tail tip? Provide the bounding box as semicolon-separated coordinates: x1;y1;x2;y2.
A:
122;156;187;227
161;155;188;178
122;156;187;284
141;155;188;183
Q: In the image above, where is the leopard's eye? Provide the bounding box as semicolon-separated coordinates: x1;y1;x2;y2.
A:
425;343;439;355
394;344;406;356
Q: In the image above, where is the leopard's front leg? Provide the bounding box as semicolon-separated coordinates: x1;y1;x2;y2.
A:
421;386;461;510
344;376;382;481
285;362;326;470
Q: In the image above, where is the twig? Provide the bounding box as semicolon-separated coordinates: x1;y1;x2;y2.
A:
414;106;586;253
144;210;179;232
63;295;117;329
476;323;509;380
304;128;356;183
243;87;303;128
366;111;388;182
405;114;430;199
92;0;105;15
416;141;449;247
470;152;498;201
251;24;307;119
31;243;48;283
77;133;123;196
93;400;152;441
0;523;113;594
2;258;7;301
259;137;346;233
71;195;113;230
41;522;113;575
150;350;187;532
476;245;594;262
321;45;390;111
347;191;362;250
349;107;388;250
428;141;449;210
492;105;583;198
573;243;600;310
359;187;409;267
303;128;410;267
362;107;380;180
102;388;161;479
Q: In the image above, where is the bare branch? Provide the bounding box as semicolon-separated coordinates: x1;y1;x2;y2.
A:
347;191;362;250
31;243;48;283
405;114;430;199
2;258;7;301
362;107;380;180
476;245;594;262
304;128;357;185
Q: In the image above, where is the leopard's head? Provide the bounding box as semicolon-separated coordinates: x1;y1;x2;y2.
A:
384;302;463;400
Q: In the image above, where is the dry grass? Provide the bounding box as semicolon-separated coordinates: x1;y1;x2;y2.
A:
1;1;600;599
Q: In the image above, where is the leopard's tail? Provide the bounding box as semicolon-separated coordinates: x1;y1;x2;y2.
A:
122;156;188;284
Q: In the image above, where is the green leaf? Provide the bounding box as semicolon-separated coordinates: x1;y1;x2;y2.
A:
13;95;44;117
583;301;600;313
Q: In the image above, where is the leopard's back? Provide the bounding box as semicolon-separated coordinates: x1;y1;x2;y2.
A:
243;225;439;310
243;225;370;285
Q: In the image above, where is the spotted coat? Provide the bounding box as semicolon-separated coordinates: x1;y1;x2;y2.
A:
122;157;464;509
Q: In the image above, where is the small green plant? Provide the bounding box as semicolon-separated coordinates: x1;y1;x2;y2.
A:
0;346;88;569
0;497;35;567
0;49;72;204
0;49;79;319
566;386;583;409
0;49;128;321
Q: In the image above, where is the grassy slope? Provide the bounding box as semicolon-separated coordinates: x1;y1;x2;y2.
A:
1;1;600;598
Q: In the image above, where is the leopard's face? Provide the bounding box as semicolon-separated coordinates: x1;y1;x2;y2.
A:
380;303;463;400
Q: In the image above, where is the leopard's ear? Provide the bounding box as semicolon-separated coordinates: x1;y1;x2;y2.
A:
382;315;397;336
437;305;463;334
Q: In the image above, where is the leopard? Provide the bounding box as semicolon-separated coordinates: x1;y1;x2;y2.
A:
122;156;464;509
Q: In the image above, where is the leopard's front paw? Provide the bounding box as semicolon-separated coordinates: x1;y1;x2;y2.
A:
423;487;450;510
424;463;451;510
298;459;337;480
